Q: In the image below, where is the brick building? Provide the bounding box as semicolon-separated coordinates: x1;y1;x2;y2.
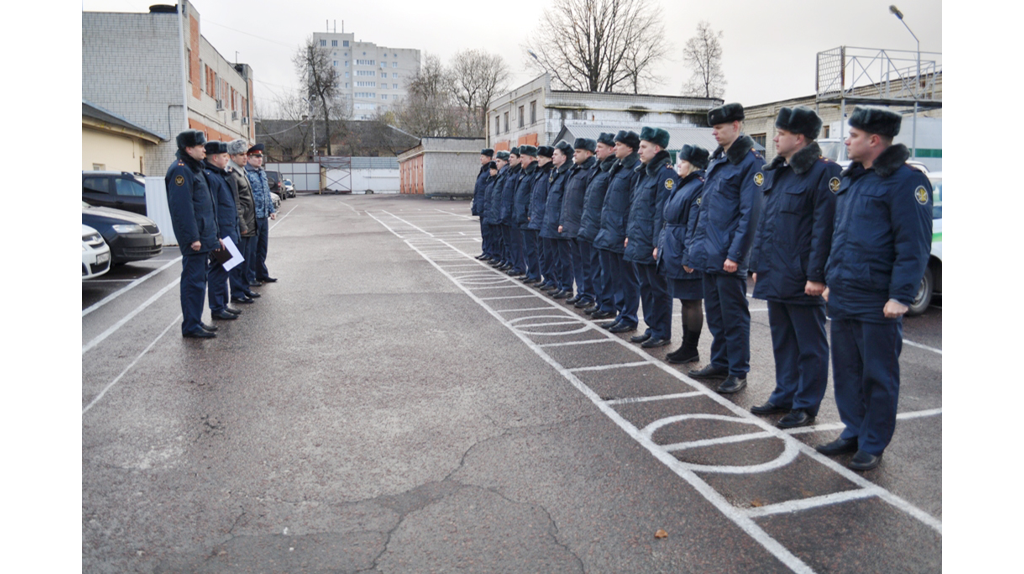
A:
82;1;254;175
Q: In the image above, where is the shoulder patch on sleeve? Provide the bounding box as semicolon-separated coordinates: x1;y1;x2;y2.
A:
829;177;841;193
914;185;929;205
754;172;764;186
174;175;185;186
665;178;674;190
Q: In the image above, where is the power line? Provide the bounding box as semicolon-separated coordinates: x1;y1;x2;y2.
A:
203;19;295;49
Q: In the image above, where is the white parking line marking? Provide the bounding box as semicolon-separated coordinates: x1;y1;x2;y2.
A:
567;361;650;373
480;295;538;301
605;391;705;405
903;338;942;355
497;307;561;313
539;339;617;348
745;488;879;518
662;431;775;452
82;257;182;318
785;408;942;435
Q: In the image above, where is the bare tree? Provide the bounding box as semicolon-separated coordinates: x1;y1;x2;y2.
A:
682;21;727;98
449;49;512;136
294;36;348;155
523;0;668;93
396;53;461;137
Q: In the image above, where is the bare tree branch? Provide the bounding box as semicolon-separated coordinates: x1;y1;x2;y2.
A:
449;49;512;136
293;36;349;155
682;21;727;99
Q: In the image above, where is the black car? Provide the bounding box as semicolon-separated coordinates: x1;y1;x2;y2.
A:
83;171;149;215
82;202;163;264
265;170;285;200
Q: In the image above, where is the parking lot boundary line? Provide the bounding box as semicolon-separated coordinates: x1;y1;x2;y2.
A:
567;361;650;373
662;431;776;452
605;391;705;405
82;275;181;355
82;315;180;415
745;488;879;519
902;338;942;355
82;257;182;318
785;408;943;436
480;295;537;301
497;306;562;313
539;339;616;348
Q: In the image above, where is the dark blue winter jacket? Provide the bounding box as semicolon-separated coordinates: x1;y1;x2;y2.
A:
578;155;616;243
540;161;572;239
593;152;641;253
559;155;598;238
513;162;539;229
657;170;705;281
165;150;218;255
625;150;676;265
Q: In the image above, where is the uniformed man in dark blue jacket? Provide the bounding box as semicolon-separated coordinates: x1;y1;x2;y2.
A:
540;141;574;297
685;103;763;394
594;130;642;333
165;130;220;339
816;106;932;471
560;138;598;306
486;151;509;267
626;127;677;349
473;148;494;260
203;141;242;323
748;107;839;428
527;146;556;289
513;145;541;283
577;133;618;320
498;148;525;275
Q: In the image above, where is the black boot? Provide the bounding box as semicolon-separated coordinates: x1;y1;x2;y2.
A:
667;329;700;364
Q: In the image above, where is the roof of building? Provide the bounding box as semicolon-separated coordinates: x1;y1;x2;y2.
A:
82;99;168;142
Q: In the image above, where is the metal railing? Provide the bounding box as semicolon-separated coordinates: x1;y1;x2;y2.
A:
816;46;941;104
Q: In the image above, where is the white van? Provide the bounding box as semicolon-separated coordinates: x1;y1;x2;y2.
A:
908;172;941;316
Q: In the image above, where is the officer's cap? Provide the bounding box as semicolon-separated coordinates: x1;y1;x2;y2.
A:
639;127;670;149
775;106;822;140
227;139;249;155
596;132;616;147
481;148;494;158
204;140;227;155
848;106;902;138
614;130;640;150
573;138;597;153
678;144;710;171
495;150;510;161
519;145;538;157
554;140;574;157
176;129;207;150
247;143;265;155
707;103;745;126
537;146;554;158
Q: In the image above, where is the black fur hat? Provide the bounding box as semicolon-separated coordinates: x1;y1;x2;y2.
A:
510;146;520;156
848;106;902;137
537;145;554;158
487;161;497;170
519;145;538;157
554;140;574;157
597;132;615;147
481;148;494;157
775;106;822;140
614;130;640;150
678;144;710;171
204;140;227;154
176;129;207;150
707;103;745;126
495;150;510;161
639;126;670;149
573;138;597;153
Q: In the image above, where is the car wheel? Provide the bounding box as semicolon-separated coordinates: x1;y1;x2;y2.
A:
907;266;933;317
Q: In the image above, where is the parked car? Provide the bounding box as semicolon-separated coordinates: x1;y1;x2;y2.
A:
82;224;111;280
908;172;942;316
265;170;285;200
83;171;149;215
82;202;163;264
270;192;281;210
282;178;296;198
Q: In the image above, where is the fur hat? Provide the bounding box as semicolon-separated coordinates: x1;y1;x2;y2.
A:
678;144;710;171
510;146;520;156
487;161;497;170
554;140;574;157
495;150;510;161
246;143;265;155
597;132;615;147
614;130;640;150
775;106;822;140
848;106;902;137
573;138;597;153
537;145;554;158
519;145;538;157
204;140;227;154
481;148;494;157
227;139;249;155
176;129;206;150
707;103;745;126
639;127;670;149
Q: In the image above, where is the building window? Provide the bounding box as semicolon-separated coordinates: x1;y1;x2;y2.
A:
393;83;398;89
345;61;349;67
518;106;525;128
357;70;376;76
381;71;387;78
333;61;338;66
822;125;830;138
332;40;338;47
345;72;350;78
503;112;509;133
320;40;327;47
392;73;399;78
344;41;349;47
751;133;767;150
530;101;537;124
382;94;388;100
495;116;500;136
356;81;376;87
392;62;398;68
380;62;386;69
356;59;375;66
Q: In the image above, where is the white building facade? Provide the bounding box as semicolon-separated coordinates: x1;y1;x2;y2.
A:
312;32;420;121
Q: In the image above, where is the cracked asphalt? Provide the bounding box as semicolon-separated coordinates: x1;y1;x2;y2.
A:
82;194;942;573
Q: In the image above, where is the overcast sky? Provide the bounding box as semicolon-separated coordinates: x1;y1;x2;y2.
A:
82;0;941;114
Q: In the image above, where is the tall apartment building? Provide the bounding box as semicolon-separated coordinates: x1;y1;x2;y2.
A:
311;31;420;120
83;1;254;175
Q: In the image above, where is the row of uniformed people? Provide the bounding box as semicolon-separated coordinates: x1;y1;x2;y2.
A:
164;131;270;339
470;102;932;471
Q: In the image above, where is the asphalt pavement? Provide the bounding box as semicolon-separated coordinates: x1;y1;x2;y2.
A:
82;193;942;573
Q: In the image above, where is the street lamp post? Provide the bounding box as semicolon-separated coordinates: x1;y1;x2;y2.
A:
889;5;920;160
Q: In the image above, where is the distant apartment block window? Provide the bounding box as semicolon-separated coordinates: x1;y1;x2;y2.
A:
518;106;525;128
392;73;399;78
393;83;398;89
355;92;376;98
333;61;338;66
356;81;376;87
357;70;376;76
356;59;375;66
320;40;327;46
344;40;349;47
530;101;537;124
393;53;398;57
381;71;387;78
332;40;338;47
345;82;349;88
380;62;386;69
345;61;349;67
187;49;193;82
392;62;398;68
503;112;509;133
382;94;388;100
